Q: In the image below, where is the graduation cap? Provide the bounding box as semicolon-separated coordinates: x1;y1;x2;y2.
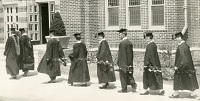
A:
74;32;82;36
117;28;127;33
11;28;15;31
95;32;105;38
143;31;153;39
175;32;183;38
19;28;25;32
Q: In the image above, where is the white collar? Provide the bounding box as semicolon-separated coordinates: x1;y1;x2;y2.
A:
76;40;82;43
148;39;154;44
99;38;106;44
178;40;185;45
122;37;128;41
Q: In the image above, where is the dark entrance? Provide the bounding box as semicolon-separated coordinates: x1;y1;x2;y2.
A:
40;3;49;44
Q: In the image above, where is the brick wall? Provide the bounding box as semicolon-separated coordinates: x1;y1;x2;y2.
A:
0;1;4;43
60;0;195;49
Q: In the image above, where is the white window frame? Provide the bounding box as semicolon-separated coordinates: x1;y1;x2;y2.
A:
105;0;119;30
148;0;165;30
126;0;141;30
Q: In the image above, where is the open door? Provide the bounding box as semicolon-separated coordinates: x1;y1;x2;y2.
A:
28;3;40;44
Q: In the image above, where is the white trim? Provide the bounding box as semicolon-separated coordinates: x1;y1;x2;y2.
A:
126;0;141;30
105;0;119;30
148;0;165;30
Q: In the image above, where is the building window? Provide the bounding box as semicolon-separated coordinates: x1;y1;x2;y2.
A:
16;7;18;13
7;24;9;31
107;0;119;26
35;33;38;40
30;15;32;22
35;24;38;31
29;24;33;31
16;24;18;30
34;6;37;12
128;0;141;26
30;34;33;40
35;15;37;21
16;16;18;22
51;4;54;12
11;16;13;22
10;7;12;13
7;8;9;13
151;0;164;26
7;16;9;22
11;24;13;28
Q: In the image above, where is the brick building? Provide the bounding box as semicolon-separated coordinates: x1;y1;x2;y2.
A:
0;0;199;50
1;0;60;44
0;0;4;43
60;0;200;49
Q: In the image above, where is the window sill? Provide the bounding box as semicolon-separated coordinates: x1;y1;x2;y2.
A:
127;26;142;30
104;26;119;31
148;26;165;30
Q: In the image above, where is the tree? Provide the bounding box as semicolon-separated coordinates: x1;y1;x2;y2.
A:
50;12;66;36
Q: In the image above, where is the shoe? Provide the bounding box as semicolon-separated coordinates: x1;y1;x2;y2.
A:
99;83;109;89
22;72;28;77
48;80;56;83
187;95;197;99
81;83;87;87
118;90;127;93
158;90;165;95
132;83;137;89
169;94;179;98
132;88;137;93
140;91;149;95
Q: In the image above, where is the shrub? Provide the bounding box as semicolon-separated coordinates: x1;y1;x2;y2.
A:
50;12;66;36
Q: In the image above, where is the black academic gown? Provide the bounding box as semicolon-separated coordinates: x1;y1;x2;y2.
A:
96;39;116;83
173;42;199;91
143;41;163;90
117;38;136;91
68;42;90;83
19;34;34;71
37;38;65;77
4;35;20;76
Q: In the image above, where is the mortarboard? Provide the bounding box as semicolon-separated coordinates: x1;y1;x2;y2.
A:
19;28;25;32
175;32;183;38
74;32;81;36
117;28;127;33
11;28;15;31
143;31;153;39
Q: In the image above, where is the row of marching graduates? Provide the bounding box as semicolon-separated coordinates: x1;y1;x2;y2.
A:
4;28;199;99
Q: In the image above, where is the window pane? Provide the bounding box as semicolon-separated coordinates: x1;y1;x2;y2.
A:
35;24;38;31
129;7;140;26
30;5;33;12
35;33;38;40
7;8;9;13
108;0;119;6
30;34;33;40
34;6;37;12
152;0;164;5
108;8;119;26
10;7;12;13
11;16;13;22
152;6;164;25
16;7;18;13
16;24;18;30
30;15;32;21
129;0;140;6
11;24;13;28
35;15;37;21
7;16;9;22
16;16;18;22
51;4;54;11
7;24;9;31
29;24;33;31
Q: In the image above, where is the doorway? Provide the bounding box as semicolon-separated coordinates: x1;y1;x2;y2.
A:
40;3;49;44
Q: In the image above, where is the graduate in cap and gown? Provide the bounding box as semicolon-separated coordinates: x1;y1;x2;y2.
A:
169;32;199;98
37;30;66;83
18;28;34;76
117;28;137;93
68;33;90;86
140;32;165;95
96;32;116;89
4;29;20;79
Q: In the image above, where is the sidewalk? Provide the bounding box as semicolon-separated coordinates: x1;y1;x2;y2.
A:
0;61;200;101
